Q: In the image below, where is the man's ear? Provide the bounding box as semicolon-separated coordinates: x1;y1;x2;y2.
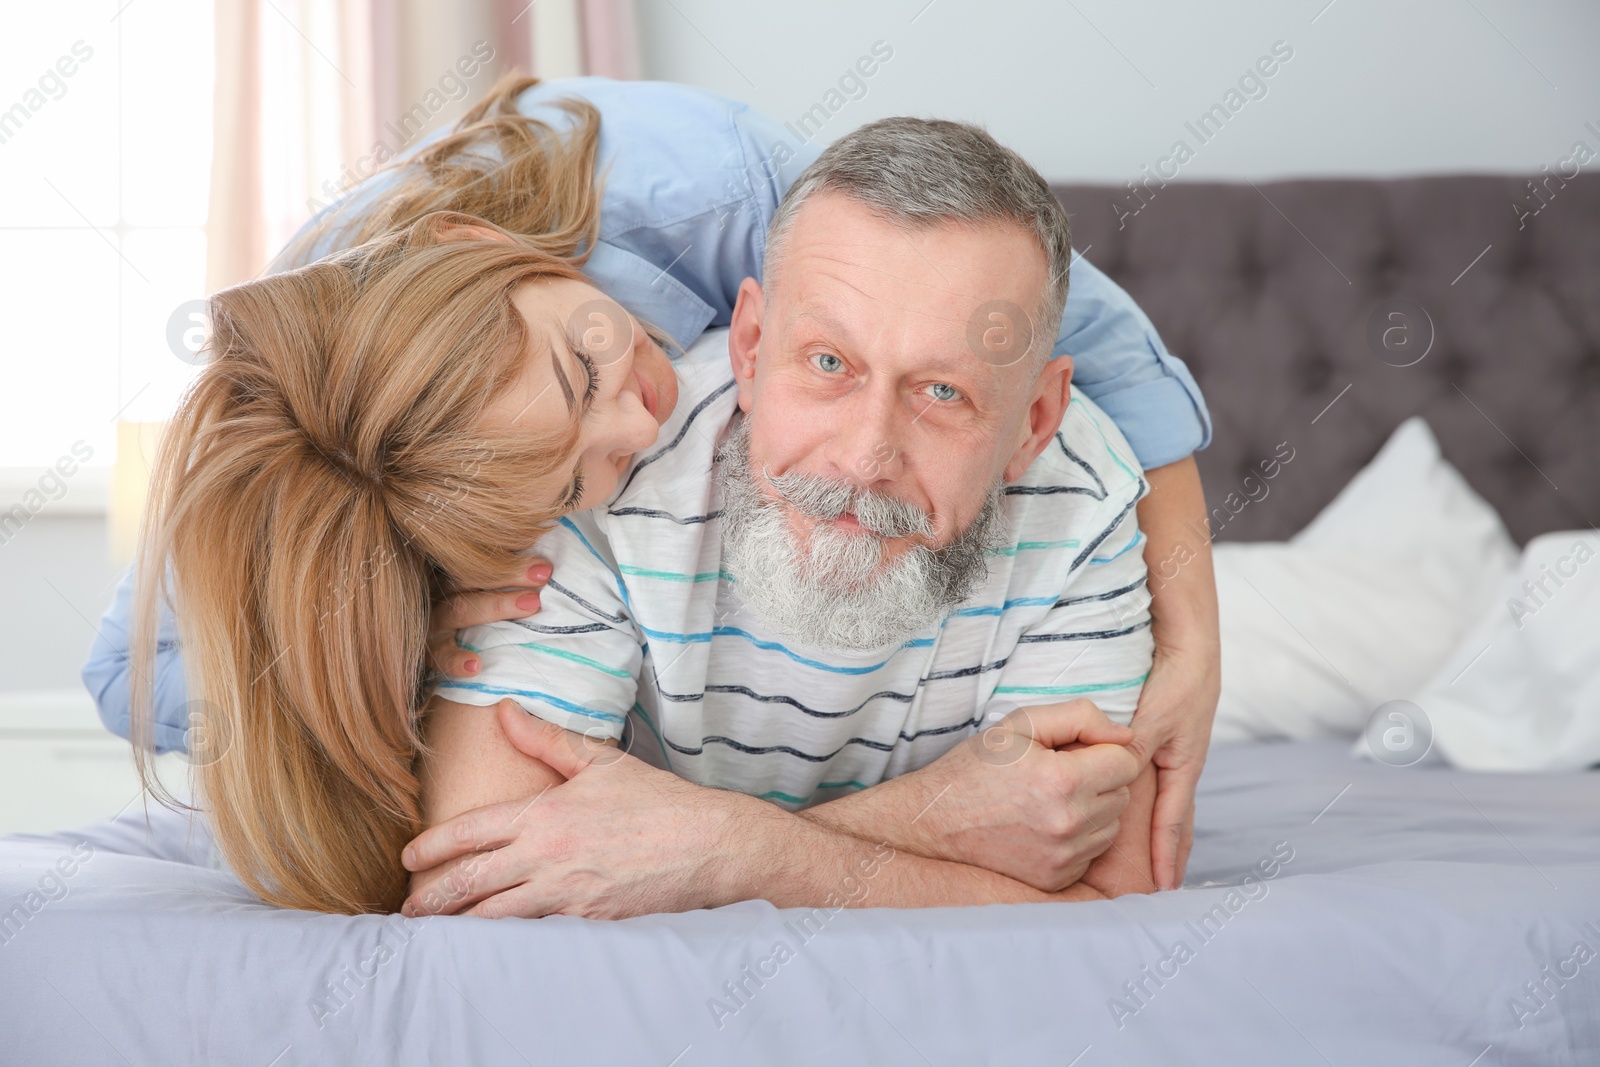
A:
728;276;765;413
1003;354;1073;483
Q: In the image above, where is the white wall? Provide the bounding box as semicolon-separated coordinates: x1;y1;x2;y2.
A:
0;513;120;694
636;0;1600;181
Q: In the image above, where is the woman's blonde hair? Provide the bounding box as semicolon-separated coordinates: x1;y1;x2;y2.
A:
130;74;605;914
276;73;601;268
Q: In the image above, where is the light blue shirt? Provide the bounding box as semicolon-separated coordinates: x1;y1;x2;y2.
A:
84;76;1210;752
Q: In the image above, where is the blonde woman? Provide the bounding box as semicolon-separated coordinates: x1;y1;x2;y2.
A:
86;75;1221;914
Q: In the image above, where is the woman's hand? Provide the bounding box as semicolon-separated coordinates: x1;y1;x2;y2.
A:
1133;455;1222;892
1125;642;1219;890
426;558;554;677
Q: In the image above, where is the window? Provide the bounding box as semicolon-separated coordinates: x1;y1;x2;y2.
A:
0;2;214;473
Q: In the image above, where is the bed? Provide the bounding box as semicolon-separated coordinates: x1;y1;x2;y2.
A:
3;173;1597;1065
4;740;1597;1064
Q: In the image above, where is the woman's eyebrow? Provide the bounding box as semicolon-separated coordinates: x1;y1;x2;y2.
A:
532;327;598;419
549;343;577;413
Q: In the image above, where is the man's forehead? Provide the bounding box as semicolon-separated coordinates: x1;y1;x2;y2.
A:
779;196;1047;323
786;190;1044;265
777;246;988;343
784;200;958;286
788;298;959;352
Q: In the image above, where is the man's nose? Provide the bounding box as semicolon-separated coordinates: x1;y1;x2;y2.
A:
827;386;906;487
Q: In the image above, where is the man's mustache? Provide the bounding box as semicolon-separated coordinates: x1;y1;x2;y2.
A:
762;466;934;540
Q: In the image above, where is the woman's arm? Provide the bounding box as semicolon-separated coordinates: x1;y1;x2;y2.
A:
415;697;562;833
1130;455;1222;890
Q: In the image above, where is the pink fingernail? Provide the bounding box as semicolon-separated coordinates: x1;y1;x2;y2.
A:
515;592;540;612
528;564;553;584
464;657;480;674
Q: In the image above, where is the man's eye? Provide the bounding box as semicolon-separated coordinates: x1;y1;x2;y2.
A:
926;382;961;402
812;352;845;373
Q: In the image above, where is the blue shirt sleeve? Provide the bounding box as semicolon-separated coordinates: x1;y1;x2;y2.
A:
1052;256;1213;469
81;562;191;752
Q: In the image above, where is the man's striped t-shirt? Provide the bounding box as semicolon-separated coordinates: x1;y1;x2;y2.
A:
434;329;1155;809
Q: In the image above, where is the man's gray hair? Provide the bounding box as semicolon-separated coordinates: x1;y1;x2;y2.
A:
762;117;1073;363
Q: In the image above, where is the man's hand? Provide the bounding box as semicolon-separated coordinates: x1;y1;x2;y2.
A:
411;701;1153;914
403;702;749;920
426;558;553;677
805;700;1142;893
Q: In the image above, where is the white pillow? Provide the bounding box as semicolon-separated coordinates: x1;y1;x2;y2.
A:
1375;531;1600;771
1212;418;1518;742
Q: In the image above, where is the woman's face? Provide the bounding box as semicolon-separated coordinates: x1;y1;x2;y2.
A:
489;276;680;512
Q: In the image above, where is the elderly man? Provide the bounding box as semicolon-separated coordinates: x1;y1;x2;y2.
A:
410;113;1184;917
84;77;1219;911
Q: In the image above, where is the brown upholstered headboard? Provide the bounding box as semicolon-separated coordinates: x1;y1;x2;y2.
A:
1051;175;1600;545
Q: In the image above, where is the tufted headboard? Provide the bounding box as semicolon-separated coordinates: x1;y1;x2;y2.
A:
1052;174;1600;545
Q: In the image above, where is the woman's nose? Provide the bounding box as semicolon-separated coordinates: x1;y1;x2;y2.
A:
623;391;659;450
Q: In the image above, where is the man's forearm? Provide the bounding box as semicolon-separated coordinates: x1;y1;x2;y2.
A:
725;760;1161;907
795;760;946;858
778;756;1157;902
723;796;1106;909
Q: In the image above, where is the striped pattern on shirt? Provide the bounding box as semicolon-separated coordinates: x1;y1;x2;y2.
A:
434;329;1154;809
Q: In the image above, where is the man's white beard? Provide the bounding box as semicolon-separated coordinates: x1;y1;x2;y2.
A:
717;415;1010;652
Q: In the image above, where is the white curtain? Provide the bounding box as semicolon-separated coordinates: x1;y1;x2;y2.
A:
206;0;640;292
578;0;642;80
527;0;641;80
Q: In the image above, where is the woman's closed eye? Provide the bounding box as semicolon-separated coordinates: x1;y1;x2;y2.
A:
561;470;586;509
560;323;603;409
576;347;600;405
